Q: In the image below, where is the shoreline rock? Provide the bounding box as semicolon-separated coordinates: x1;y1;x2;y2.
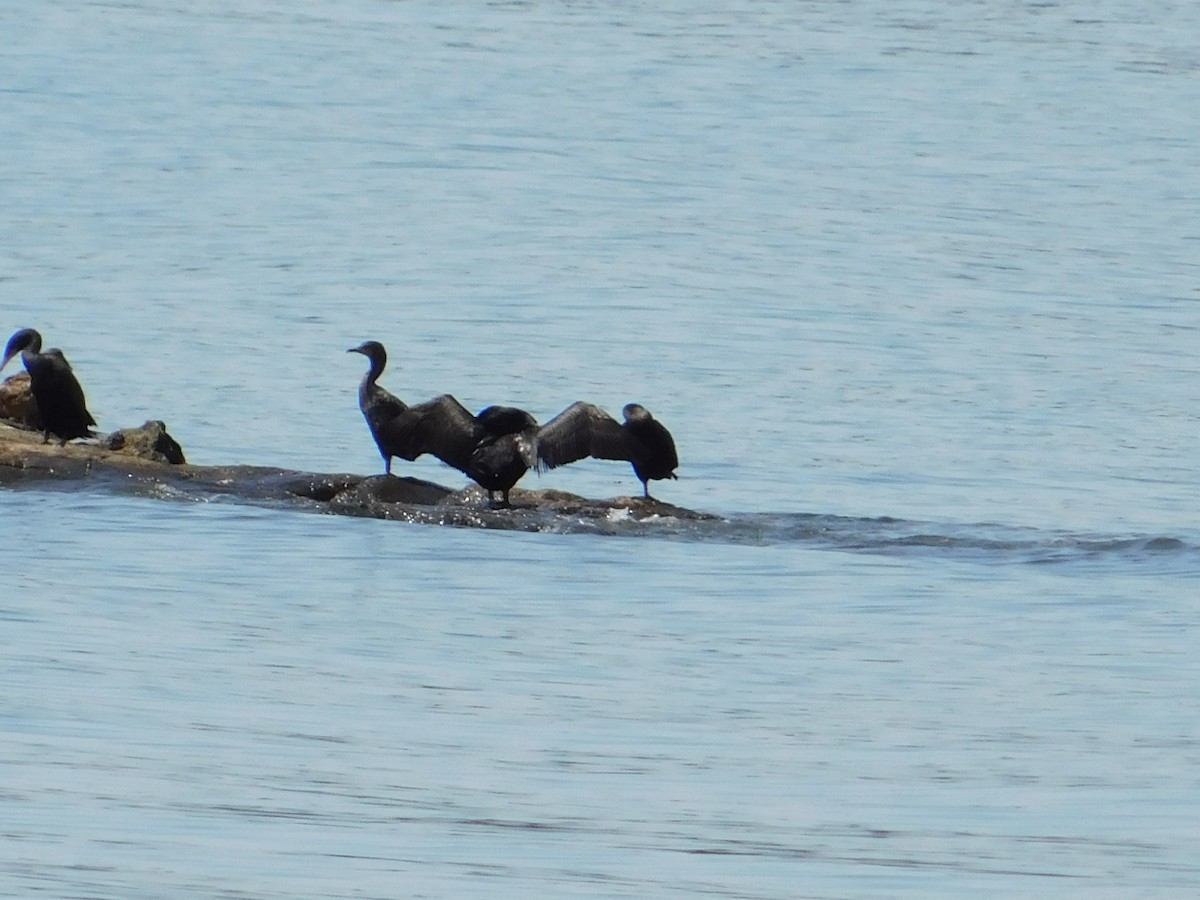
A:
0;418;715;532
104;420;187;465
0;372;42;431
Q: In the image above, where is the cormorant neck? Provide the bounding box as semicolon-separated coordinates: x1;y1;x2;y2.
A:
367;348;387;385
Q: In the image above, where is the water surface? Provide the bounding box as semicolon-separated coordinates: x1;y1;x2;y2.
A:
2;1;1199;896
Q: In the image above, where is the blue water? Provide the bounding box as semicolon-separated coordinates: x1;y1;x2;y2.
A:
3;1;1200;896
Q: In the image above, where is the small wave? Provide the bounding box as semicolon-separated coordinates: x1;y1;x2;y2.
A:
7;458;1197;570
724;512;1200;569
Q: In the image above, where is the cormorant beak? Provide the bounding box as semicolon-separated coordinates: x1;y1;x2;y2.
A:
0;351;16;375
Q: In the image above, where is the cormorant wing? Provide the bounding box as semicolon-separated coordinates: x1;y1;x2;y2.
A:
476;405;539;467
366;384;407;424
535;401;630;471
381;393;480;471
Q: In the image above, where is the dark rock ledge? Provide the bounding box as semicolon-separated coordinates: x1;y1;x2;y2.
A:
0;417;714;534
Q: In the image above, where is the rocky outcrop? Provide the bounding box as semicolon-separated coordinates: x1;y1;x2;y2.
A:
104;420;187;464
0;418;716;535
2;371;187;465
0;372;41;431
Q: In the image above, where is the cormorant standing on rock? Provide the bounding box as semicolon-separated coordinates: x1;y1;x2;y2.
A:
347;340;407;474
1;328;96;445
467;405;539;507
536;401;678;499
347;340;538;506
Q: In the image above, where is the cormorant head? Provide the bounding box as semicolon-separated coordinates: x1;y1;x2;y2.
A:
347;340;387;369
622;403;652;424
1;328;42;374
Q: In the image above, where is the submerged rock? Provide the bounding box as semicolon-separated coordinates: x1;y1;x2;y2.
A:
279;473;368;503
331;473;455;507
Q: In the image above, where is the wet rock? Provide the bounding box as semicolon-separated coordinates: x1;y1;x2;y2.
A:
280;474;365;503
103;420;187;464
1;419;718;535
0;372;42;430
514;488;718;521
327;474;455;514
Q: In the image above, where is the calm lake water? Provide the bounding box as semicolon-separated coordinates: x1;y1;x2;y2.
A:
3;1;1200;897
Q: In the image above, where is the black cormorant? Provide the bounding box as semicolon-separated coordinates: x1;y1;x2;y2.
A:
1;328;96;444
467;405;539;507
536;401;679;499
347;340;407;473
347;340;538;506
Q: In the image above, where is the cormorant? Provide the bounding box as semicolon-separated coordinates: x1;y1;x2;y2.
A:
1;328;96;445
347;340;538;506
347;340;407;474
465;405;539;507
536;401;678;499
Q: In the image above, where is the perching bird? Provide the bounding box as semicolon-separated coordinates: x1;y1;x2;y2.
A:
347;340;407;473
347;340;538;506
1;328;96;444
536;401;678;499
464;405;539;507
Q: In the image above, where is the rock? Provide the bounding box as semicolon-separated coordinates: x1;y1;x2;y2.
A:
279;474;365;503
328;474;454;512
0;372;42;430
103;420;187;464
0;419;719;536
